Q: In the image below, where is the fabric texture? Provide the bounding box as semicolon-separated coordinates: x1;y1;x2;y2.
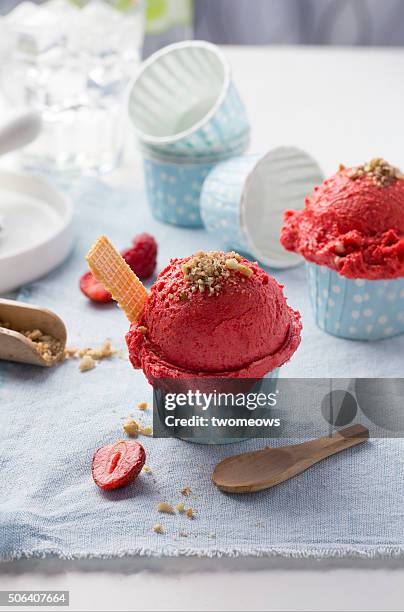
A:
0;178;403;562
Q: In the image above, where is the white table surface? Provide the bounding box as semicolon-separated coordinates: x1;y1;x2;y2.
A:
1;45;404;612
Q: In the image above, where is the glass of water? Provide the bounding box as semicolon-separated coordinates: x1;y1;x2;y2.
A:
0;0;144;175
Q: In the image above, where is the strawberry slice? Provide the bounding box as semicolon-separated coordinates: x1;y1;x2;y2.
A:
92;440;146;490
80;271;112;303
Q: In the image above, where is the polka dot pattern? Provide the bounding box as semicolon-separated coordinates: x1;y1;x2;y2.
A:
143;158;219;228
200;155;256;254
306;263;404;341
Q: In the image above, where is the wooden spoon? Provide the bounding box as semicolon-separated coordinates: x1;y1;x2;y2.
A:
0;298;66;367
212;424;369;493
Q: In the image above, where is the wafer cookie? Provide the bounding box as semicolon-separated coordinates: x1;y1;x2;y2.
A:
86;235;148;322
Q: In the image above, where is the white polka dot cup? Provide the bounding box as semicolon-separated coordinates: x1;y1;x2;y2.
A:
200;147;324;268
306;263;404;341
127;40;250;157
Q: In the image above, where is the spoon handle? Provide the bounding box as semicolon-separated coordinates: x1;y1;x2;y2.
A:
0;111;42;157
292;424;369;462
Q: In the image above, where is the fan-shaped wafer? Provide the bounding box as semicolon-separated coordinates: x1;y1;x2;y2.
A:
86;236;148;322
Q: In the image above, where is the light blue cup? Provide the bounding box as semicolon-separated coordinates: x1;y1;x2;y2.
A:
143;156;217;227
201;147;324;268
306;262;404;341
127;40;250;158
143;135;250;228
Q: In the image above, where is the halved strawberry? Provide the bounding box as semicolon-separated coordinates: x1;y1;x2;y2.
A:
92;440;146;490
80;271;112;303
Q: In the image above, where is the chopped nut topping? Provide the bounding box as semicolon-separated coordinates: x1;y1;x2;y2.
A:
123;419;140;437
186;508;193;519
225;257;239;271
347;158;403;187
182;251;252;295
64;339;120;370
143;466;152;474
140;426;153;437
181;486;192;497
137;401;148;411
237;264;253;278
79;355;96;372
334;241;346;255
138;326;147;335
0;321;64;364
153;523;163;534
175;502;185;513
157;502;175;514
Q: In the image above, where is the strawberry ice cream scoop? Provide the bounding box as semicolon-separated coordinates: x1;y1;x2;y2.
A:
281;159;404;280
126;251;301;382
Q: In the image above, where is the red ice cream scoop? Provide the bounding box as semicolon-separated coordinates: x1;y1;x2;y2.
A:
126;250;301;382
281;158;404;280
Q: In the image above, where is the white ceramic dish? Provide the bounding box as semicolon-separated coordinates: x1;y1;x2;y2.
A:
0;171;74;294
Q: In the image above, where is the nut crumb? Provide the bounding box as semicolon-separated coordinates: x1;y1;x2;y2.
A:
138;326;147;335
347;158;403;188
137;401;148;410
175;502;185;513
225;257;239;271
334;241;345;255
157;502;175;514
186;508;193;519
140;426;153;436
143;466;152;474
123;419;140;437
0;321;64;364
79;355;96;372
181;486;192;496
65;339;120;370
153;523;163;534
238;264;253;278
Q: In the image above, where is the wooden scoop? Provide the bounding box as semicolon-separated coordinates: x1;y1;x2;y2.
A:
212;424;369;493
0;298;66;367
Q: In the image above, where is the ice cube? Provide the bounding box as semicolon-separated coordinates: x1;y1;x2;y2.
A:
71;0;125;55
5;2;41;26
43;0;80;18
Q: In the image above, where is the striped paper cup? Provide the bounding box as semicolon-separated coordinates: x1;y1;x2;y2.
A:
306;262;404;341
200;147;324;269
127;41;250;157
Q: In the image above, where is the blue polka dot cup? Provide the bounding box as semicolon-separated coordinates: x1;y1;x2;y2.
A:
142;137;249;228
127;41;250;158
143;155;217;228
201;147;324;268
306;262;404;341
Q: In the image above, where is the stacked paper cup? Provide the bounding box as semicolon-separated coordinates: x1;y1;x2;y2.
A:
127;41;250;227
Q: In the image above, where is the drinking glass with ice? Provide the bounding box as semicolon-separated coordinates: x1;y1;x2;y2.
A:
0;0;144;174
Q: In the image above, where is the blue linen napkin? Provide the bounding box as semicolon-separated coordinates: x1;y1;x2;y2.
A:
0;178;403;561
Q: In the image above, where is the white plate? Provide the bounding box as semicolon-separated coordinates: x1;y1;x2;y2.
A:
0;171;74;294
